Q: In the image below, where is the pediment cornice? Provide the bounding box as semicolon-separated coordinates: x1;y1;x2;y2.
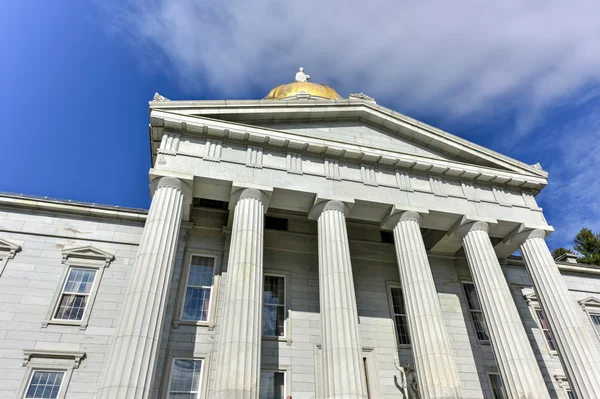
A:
150;109;547;192
579;296;600;309
0;237;22;259
150;99;547;179
62;245;115;266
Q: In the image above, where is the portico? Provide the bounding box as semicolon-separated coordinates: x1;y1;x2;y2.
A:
99;72;600;399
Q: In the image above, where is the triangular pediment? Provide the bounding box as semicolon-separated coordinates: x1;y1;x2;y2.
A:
150;100;547;178
0;237;22;259
62;245;115;265
579;297;600;308
254;120;459;163
148;102;549;191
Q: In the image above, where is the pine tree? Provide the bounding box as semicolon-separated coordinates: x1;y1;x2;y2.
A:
574;228;600;265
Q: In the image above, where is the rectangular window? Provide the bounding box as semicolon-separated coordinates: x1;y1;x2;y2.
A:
25;370;65;398
263;275;286;337
566;389;575;399
535;309;556;351
389;287;411;346
182;256;215;321
54;268;96;321
168;359;203;398
463;283;490;341
590;314;600;335
260;371;285;399
488;373;505;399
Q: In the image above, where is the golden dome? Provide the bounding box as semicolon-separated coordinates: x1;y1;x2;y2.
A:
264;68;342;100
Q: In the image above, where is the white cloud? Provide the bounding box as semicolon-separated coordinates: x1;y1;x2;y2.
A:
114;0;600;125
537;110;600;250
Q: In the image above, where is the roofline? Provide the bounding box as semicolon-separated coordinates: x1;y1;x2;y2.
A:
150;98;547;179
507;255;600;276
0;192;147;222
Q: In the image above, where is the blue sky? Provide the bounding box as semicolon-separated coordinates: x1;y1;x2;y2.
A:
1;1;599;251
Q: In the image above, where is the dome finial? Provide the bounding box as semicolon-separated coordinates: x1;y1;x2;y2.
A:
295;67;310;83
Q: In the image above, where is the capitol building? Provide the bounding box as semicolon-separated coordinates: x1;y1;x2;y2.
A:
1;69;600;399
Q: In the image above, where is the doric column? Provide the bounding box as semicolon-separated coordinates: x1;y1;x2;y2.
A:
98;176;187;399
460;221;549;399
212;188;267;399
316;200;367;399
391;211;462;398
520;229;600;398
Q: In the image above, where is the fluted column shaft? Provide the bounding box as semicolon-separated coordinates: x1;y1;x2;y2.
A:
98;177;185;399
520;231;600;399
392;212;462;398
317;201;367;399
212;189;265;399
461;222;549;399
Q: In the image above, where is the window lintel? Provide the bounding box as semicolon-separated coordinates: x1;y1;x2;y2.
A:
22;349;86;369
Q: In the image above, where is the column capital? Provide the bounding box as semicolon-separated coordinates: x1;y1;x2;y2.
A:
450;215;497;238
308;195;354;220
494;224;555;258
229;183;273;213
380;205;429;230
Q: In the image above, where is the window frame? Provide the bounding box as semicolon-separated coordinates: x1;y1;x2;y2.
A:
386;282;411;348
578;296;600;341
522;289;558;356
42;246;113;330
173;251;221;329
0;237;21;277
462;281;491;344
258;364;292;398
262;270;291;342
487;372;506;399
160;351;211;399
18;349;85;399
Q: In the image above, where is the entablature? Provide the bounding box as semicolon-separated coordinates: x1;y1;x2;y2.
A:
150;110;547;193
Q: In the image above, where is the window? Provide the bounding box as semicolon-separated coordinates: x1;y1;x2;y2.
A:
167;359;204;398
263;275;286;337
463;283;490;341
43;245;113;329
535;309;556;352
590;314;600;335
260;371;285;399
488;373;505;399
389;286;410;346
54;268;96;321
566;389;575;399
24;371;65;398
192;198;228;210
182;256;215;322
380;231;394;244
19;349;84;399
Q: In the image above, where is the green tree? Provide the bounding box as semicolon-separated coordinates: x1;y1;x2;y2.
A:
551;247;573;259
574;228;600;265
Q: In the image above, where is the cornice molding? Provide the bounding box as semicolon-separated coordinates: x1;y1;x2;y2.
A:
150;110;547;192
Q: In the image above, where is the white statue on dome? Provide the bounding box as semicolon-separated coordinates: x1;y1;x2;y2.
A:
295;67;310;82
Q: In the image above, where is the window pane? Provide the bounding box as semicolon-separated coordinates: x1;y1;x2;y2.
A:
260;371;284;399
182;287;211;321
169;359;202;397
472;312;490;341
489;373;505;399
263;304;285;337
54;294;88;320
264;276;285;305
188;257;215;287
590;314;600;333
535;310;556;351
390;288;405;315
395;315;411;345
64;269;96;294
566;389;575;399
464;283;482;311
26;371;64;398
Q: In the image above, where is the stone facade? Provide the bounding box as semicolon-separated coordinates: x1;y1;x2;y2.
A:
1;94;599;399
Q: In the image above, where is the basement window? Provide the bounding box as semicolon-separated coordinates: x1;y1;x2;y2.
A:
192;198;228;210
265;216;288;231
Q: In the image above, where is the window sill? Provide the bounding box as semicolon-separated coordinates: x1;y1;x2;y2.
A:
42;319;88;330
263;336;292;345
172;320;216;331
397;344;412;350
